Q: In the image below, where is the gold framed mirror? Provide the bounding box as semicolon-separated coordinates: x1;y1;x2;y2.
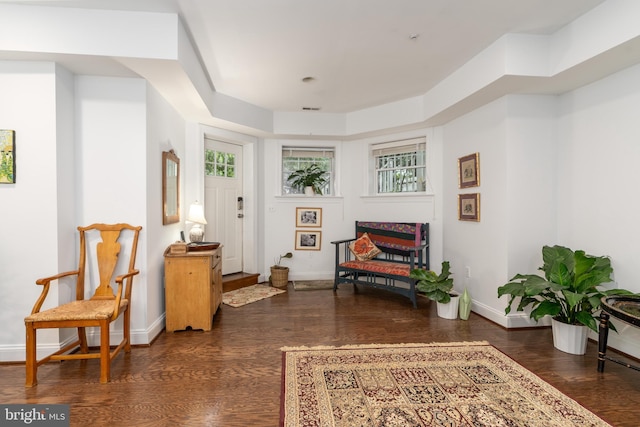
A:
162;150;180;225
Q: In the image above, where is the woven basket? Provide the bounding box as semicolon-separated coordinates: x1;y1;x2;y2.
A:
270;266;289;289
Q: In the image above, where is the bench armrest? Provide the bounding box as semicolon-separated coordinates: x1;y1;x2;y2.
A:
331;238;356;245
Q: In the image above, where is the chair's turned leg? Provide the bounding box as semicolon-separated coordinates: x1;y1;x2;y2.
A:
78;327;89;353
99;320;111;384
124;309;131;352
598;311;610;373
25;323;37;387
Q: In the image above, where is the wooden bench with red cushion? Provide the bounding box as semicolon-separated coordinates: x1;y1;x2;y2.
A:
331;221;429;307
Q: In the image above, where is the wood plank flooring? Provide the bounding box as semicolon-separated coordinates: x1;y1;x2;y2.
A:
1;284;639;426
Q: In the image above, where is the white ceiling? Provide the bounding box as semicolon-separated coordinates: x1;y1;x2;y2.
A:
6;0;607;115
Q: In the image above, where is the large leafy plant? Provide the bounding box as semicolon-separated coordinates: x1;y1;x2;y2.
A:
497;245;635;332
287;164;328;195
410;261;454;304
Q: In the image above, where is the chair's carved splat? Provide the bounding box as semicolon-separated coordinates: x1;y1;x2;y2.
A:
93;229;122;299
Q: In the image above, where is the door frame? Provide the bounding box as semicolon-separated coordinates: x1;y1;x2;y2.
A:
185;123;258;277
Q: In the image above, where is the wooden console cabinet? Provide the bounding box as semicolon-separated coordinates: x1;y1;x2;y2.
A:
164;246;223;332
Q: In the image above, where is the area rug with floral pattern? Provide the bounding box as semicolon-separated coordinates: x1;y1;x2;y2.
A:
222;284;286;307
280;341;612;427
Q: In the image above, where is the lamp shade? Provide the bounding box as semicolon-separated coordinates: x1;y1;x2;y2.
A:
187;201;207;224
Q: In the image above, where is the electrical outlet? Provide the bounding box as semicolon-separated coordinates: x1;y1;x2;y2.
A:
465;266;471;278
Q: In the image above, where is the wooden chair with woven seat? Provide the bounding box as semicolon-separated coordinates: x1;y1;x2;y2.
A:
25;223;142;387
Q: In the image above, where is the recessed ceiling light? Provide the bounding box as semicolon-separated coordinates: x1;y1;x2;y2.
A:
409;33;420;40
302;76;316;83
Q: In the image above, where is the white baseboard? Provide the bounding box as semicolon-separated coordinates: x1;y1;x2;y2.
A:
0;314;166;363
472;302;639;360
471;300;551;328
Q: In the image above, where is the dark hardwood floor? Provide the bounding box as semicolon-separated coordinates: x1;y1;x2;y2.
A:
2;284;639;426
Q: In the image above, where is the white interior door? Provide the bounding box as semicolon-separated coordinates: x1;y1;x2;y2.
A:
204;138;243;274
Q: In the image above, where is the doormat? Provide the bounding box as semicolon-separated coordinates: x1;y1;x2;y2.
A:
280;341;612;427
292;280;334;291
222;284;285;307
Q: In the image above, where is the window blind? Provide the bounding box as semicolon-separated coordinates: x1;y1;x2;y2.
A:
283;147;334;158
371;137;425;157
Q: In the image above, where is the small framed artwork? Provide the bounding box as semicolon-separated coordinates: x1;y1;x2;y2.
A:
295;230;322;251
0;130;16;184
295;207;322;227
458;152;479;188
458;193;480;221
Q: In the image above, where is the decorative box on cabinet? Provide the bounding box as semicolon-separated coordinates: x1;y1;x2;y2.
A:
164;246;223;332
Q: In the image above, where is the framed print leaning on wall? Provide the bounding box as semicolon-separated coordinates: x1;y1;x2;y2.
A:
0;130;16;184
458;152;479;188
458;193;480;221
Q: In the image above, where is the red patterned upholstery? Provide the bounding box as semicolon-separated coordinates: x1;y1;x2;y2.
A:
332;221;429;308
339;260;411;277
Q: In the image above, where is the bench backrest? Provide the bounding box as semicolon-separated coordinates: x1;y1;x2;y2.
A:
355;221;428;257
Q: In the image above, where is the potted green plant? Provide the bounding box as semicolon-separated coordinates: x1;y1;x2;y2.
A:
287;164;328;195
270;252;293;289
497;245;636;354
411;261;459;319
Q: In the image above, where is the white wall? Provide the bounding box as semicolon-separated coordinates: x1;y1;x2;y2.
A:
54;64;77;345
443;97;512;324
443;95;560;327
0;62;69;361
505;95;558;280
74;76;188;346
0;69;187;361
262;139;345;280
344;128;444;267
442;68;640;359
146;83;187;341
75;76;149;345
260;128;444;282
443;94;561;327
557;63;640;357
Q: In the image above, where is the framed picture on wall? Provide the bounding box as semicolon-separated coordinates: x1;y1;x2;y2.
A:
458;193;480;221
0;130;16;184
295;207;322;227
295;230;322;250
458;152;479;188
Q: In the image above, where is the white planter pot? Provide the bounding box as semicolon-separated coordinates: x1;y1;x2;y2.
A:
304;186;315;196
551;318;588;355
436;294;460;320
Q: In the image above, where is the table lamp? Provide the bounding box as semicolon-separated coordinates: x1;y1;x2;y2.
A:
187;201;207;242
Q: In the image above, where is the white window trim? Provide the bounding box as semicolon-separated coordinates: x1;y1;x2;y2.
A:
368;136;431;196
277;140;341;197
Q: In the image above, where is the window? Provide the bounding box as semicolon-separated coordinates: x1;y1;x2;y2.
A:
205;149;235;178
282;146;334;195
372;138;426;194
